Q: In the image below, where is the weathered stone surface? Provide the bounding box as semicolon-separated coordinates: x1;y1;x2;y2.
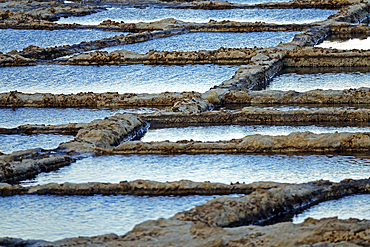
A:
0;123;88;135
0;149;76;183
0;180;255;196
223;87;370;105
111;132;370;154
171;97;213;113
0;52;36;67
141;107;370;125
59;113;147;152
0;91;203;107
285;47;370;67
58;46;257;65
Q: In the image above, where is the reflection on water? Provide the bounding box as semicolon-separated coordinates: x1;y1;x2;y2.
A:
267;67;370;91
0;64;238;94
0;107;158;128
22;154;370;186
56;7;337;25
293;194;370;223
101;31;300;53
316;34;370;50
142;124;370;142
0;134;74;154
0;29;125;53
0;194;216;241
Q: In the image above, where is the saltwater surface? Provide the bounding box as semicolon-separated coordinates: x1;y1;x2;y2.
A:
316;35;370;50
22;154;370;186
0;64;238;94
267;67;370;91
293;194;370;223
0;194;217;241
0;134;74;154
0;107;158;128
0;29;125;53
101;31;300;53
142;124;370;142
56;7;337;25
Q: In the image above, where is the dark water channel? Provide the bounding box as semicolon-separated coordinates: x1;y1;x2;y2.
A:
101;31;301;53
56;7;337;25
0;194;218;241
0;64;238;94
0;29;125;53
266;67;370;91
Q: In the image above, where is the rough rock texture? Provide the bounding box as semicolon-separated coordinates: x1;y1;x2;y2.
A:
171;97;213;113
0;123;88;135
223;87;370;105
0;52;36;67
59;113;147;153
0;91;203;107
3;217;370;246
285;47;370;67
142;107;370;125
111;132;370;154
0;179;255;196
58;46;257;65
0;149;76;183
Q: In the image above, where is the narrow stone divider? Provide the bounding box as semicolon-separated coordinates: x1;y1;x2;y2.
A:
109;131;370;155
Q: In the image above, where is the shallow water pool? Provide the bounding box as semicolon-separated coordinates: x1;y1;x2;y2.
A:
0;194;216;241
0;29;125;53
267;67;370;91
293;194;370;223
101;31;300;53
22;154;370;186
0;134;74;154
316;35;370;50
56;7;337;25
0;64;238;94
0;107;157;128
142;124;370;142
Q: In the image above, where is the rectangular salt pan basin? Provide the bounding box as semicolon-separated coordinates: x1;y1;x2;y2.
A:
22;154;370;186
267;67;370;91
0;64;238;94
0;107;158;128
0;29;126;53
101;31;300;53
56;7;337;25
0;134;74;154
141;124;370;142
316;34;370;50
0;194;216;241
